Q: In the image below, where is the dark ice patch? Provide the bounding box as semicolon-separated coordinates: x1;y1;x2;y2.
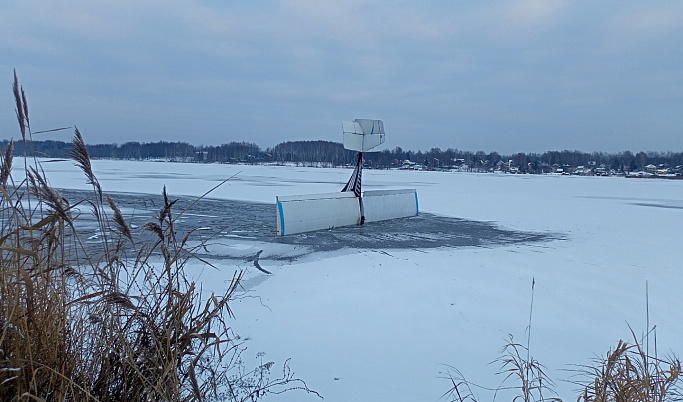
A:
58;189;563;261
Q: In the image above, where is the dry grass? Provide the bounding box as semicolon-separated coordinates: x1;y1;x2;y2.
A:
574;329;682;402
1;72;318;401
442;334;561;402
443;280;561;402
442;281;681;402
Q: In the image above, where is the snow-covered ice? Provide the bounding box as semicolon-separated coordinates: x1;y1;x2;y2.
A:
13;159;683;401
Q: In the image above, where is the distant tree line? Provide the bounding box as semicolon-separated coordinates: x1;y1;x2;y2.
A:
2;139;681;173
403;148;683;174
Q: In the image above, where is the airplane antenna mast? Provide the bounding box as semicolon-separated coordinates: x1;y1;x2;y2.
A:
341;119;385;224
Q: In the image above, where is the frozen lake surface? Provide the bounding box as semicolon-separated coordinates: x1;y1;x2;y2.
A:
14;159;683;401
61;188;562;262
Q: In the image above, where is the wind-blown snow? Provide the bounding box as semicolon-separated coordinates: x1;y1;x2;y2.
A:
14;159;683;401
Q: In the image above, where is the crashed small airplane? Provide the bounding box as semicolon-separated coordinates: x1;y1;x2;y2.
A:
276;119;418;236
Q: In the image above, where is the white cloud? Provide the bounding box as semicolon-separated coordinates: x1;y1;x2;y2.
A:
2;1;680;152
474;0;569;44
602;2;683;52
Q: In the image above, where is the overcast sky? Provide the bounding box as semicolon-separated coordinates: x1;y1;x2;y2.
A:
1;1;682;154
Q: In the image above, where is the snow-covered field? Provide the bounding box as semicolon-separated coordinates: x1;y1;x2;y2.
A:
15;159;683;401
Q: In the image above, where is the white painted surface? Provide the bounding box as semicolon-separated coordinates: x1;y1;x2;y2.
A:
276;189;418;235
276;192;360;236
342;119;385;152
363;189;418;222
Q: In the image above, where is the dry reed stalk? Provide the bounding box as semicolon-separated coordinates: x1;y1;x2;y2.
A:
1;140;13;187
13;70;26;140
575;330;682;402
442;302;680;402
106;194;132;242
441;334;562;402
2;73;318;401
493;335;562;402
70;127;101;200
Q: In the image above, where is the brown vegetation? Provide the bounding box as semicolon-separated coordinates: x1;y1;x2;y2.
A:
442;281;681;402
1;72;318;401
575;329;682;402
